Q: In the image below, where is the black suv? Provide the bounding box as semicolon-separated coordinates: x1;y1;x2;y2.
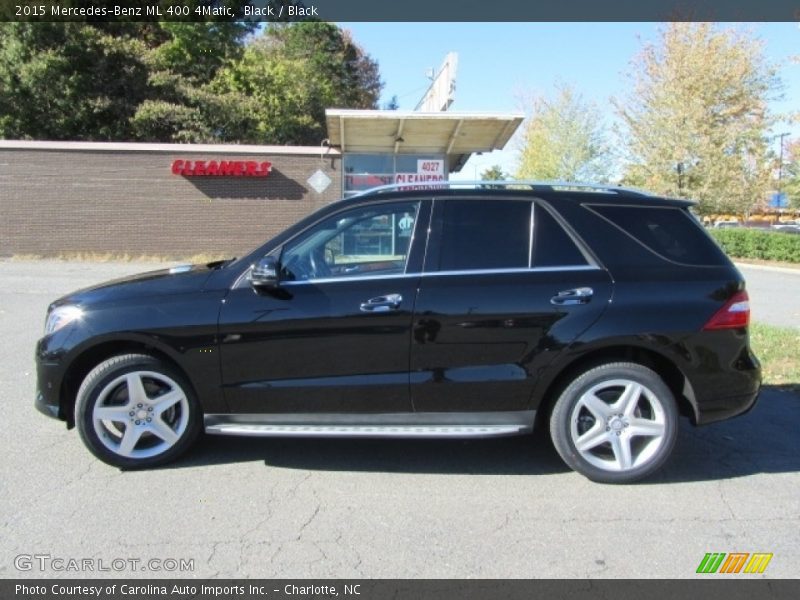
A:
35;183;761;483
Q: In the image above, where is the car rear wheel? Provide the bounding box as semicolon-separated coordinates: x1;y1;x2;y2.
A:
549;362;678;483
75;354;201;468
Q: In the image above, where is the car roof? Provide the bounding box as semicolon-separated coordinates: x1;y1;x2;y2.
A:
343;185;695;210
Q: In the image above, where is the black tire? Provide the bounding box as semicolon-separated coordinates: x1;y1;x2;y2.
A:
74;353;201;468
549;362;678;483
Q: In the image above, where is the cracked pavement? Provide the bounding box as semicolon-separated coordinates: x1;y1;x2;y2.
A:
1;259;798;579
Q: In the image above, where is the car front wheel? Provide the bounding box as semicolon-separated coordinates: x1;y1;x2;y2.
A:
75;354;201;468
549;362;679;483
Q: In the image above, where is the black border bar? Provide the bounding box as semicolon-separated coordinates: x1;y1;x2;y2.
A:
4;580;800;600
2;0;800;22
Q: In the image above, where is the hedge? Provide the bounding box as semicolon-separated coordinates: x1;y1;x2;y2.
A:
709;229;800;263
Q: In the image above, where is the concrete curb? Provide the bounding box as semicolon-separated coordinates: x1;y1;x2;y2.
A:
735;262;800;275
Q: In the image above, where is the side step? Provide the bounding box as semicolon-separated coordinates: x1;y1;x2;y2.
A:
205;423;529;439
203;411;535;439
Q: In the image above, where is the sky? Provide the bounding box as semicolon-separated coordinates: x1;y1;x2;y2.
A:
340;22;800;181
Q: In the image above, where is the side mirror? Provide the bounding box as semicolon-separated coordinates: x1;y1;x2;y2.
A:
250;256;279;289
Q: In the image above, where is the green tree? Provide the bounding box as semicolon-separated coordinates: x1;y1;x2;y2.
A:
0;23;149;140
383;95;400;110
211;22;382;145
480;165;509;180
616;23;779;215
148;22;253;85
0;22;380;145
516;84;613;183
783;139;800;209
130;22;257;143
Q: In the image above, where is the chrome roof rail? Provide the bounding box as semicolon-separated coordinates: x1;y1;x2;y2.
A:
353;180;653;197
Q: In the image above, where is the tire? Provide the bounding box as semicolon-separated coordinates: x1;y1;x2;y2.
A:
74;354;201;468
549;362;678;483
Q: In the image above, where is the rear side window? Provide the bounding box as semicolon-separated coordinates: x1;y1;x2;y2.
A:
437;199;531;271
589;205;729;266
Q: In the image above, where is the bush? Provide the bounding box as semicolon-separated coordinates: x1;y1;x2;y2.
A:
709;229;800;263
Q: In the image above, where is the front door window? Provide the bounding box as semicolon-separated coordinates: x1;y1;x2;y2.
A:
281;202;420;281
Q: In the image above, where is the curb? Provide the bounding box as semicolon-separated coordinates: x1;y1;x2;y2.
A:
735;262;800;275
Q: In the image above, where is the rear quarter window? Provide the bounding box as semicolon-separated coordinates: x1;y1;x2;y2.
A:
587;205;729;266
533;203;589;267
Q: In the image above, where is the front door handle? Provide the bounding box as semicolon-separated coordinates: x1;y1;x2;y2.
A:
551;287;593;306
360;293;403;313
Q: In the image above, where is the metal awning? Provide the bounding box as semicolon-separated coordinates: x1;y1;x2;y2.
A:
325;109;524;172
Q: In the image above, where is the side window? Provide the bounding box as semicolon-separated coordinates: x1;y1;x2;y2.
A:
281;202;419;281
588;205;729;266
436;199;531;271
532;204;589;267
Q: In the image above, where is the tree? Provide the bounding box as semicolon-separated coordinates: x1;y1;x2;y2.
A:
616;23;779;215
480;165;509;180
783;140;800;209
0;22;381;145
0;23;150;140
149;22;253;85
516;84;613;183
211;22;382;145
383;95;400;111
131;22;258;143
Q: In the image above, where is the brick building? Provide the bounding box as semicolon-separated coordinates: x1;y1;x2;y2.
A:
0;110;522;257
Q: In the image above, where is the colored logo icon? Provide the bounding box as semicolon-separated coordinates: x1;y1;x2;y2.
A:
696;553;773;574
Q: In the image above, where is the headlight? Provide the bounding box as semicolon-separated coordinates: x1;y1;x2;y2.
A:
44;305;84;335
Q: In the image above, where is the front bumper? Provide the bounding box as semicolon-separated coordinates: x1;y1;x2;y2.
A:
35;389;60;419
35;337;67;422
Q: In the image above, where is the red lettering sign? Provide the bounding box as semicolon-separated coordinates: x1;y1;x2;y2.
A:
171;159;272;177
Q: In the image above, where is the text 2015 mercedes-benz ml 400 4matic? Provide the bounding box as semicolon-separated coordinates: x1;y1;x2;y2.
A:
35;182;761;483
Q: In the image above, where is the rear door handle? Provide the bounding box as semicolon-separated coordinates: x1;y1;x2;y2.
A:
360;293;403;313
551;287;593;306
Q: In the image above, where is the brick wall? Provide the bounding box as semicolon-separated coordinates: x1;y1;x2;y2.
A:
0;145;342;257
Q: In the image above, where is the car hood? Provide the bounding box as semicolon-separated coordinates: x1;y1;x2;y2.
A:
50;262;225;309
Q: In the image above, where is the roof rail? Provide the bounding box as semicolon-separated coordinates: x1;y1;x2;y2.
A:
353;180;653;197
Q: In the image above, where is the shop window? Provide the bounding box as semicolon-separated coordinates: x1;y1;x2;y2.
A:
343;154;447;196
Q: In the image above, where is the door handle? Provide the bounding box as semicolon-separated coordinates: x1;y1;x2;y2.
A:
360;293;403;313
550;287;593;306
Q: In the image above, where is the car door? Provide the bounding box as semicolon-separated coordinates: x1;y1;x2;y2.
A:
219;200;429;414
410;197;613;413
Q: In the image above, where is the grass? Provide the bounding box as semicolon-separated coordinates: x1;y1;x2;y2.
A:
750;322;800;391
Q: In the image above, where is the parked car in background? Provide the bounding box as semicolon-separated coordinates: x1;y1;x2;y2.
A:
713;218;741;229
35;182;761;483
771;223;800;234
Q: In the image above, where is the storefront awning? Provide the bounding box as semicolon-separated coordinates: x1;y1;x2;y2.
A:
325;109;524;172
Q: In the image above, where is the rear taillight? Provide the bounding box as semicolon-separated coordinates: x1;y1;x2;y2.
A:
702;290;750;330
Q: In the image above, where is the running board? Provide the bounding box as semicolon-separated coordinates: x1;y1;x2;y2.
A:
206;423;529;439
204;411;534;439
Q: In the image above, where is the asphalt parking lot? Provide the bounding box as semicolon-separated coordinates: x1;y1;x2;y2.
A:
1;259;798;579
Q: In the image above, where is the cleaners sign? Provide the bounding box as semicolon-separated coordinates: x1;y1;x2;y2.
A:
394;160;446;190
171;159;272;177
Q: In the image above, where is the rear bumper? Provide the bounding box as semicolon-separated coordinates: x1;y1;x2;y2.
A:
691;344;761;425
694;389;760;426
